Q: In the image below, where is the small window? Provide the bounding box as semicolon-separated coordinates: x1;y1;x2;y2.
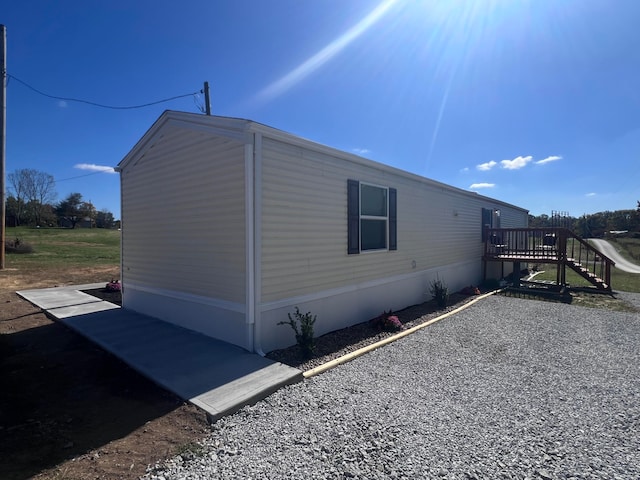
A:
348;180;397;254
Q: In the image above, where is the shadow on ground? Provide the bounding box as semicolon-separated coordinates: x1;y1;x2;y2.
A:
499;286;639;312
0;296;208;480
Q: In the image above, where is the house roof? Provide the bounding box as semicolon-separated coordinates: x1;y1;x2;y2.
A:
117;110;529;214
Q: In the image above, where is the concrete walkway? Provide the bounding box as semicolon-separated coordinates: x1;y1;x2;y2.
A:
17;284;303;422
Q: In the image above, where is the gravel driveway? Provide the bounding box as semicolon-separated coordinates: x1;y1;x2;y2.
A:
146;294;640;480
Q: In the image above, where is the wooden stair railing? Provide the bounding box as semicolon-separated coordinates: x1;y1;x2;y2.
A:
484;227;614;291
564;230;614;291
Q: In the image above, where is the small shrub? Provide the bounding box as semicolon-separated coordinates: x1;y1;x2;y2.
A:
278;307;316;359
4;237;34;254
105;279;121;292
175;441;206;459
370;310;404;332
429;279;449;308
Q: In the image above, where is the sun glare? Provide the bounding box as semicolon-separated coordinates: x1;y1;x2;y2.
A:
254;0;399;103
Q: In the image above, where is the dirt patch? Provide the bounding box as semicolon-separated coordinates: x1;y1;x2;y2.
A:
0;265;120;294
0;292;209;480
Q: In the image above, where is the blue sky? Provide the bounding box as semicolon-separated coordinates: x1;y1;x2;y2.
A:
3;0;639;218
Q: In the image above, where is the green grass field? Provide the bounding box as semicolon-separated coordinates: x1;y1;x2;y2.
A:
4;226;120;269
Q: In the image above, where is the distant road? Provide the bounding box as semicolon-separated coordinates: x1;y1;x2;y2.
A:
589;239;640;274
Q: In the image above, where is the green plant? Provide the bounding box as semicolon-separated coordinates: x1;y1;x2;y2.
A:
278;307;317;359
175;441;206;459
429;278;449;308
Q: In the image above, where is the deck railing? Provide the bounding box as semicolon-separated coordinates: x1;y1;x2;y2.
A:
484;227;614;290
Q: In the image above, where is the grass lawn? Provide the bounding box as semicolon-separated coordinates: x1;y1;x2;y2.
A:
4;226;120;267
1;226;120;291
532;265;640;293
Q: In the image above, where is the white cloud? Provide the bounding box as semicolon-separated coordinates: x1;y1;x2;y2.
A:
74;163;116;174
469;183;495;189
352;148;371;156
501;155;533;170
460;167;469;173
57;100;68;108
476;160;497;171
585;192;597;197
535;155;562;165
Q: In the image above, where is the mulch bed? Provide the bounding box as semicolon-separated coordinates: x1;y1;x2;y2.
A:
83;287;122;306
266;292;480;371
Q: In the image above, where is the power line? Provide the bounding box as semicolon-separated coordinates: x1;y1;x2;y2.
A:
7;73;200;110
55;171;109;182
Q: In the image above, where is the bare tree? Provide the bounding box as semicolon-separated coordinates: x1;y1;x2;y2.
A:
14;169;57;226
8;169;31;225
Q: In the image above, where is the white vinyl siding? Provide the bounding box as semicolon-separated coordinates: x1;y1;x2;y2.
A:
498;206;529;228
118;111;529;352
258;138;521;303
121;125;246;303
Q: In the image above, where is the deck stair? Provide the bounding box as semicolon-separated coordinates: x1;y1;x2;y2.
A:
484;227;614;291
565;258;609;290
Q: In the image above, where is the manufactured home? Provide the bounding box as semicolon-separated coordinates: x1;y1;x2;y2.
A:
116;111;528;353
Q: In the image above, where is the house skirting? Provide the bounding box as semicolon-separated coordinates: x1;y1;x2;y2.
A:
123;259;483;353
257;259;481;352
123;283;250;351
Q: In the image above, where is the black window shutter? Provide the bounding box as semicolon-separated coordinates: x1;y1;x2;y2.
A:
389;188;397;250
347;179;360;254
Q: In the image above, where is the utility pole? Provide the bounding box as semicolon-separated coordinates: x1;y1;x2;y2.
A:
1;25;7;269
203;81;211;116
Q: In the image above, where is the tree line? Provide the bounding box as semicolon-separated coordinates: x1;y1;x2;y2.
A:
5;168;117;229
529;202;640;238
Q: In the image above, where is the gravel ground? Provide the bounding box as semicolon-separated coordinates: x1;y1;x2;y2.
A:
145;294;640;480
